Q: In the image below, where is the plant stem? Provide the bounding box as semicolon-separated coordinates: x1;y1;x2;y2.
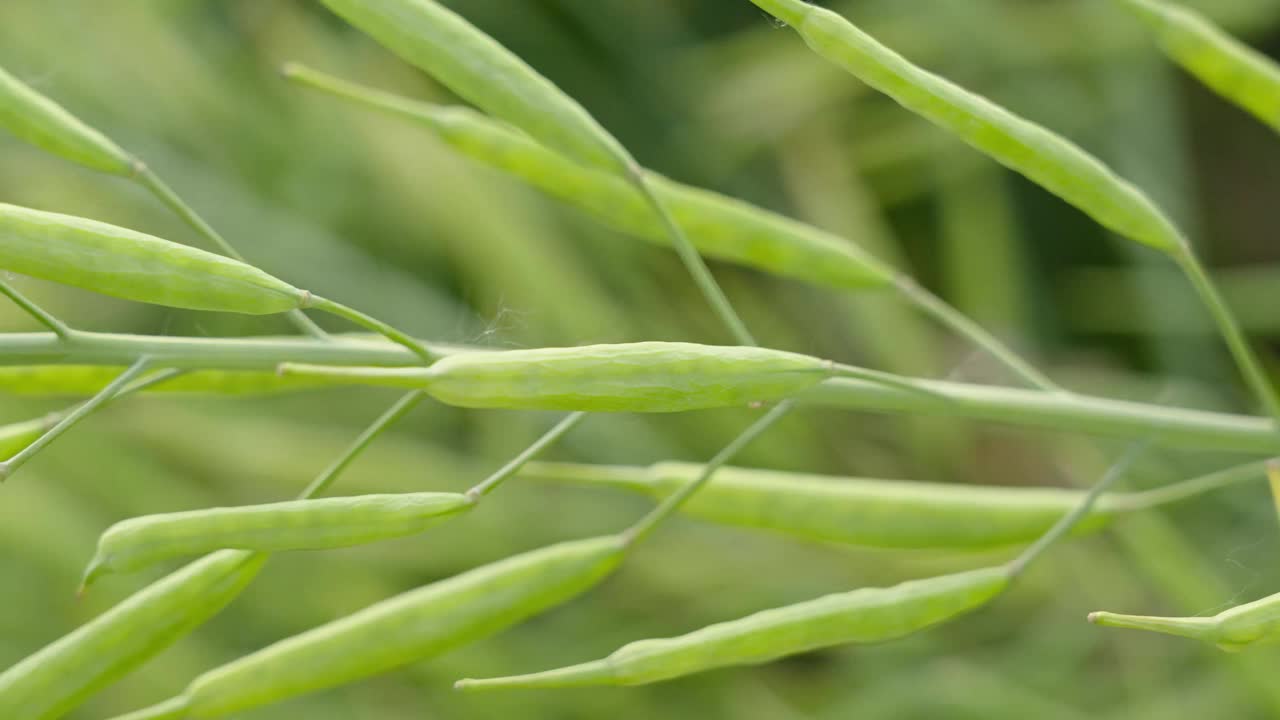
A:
629;169;757;347
467;412;586;499
0;332;1275;452
1008;441;1150;577
1173;246;1280;424
806;376;1280;454
0;279;74;339
893;275;1060;392
310;297;437;364
0;356;153;481
299;390;428;500
621;400;794;547
132;164;329;340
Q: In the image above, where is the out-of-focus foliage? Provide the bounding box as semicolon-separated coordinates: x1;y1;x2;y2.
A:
0;1;1278;718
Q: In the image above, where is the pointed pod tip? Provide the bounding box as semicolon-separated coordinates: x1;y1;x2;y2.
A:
279;62;303;79
1087;611;1104;624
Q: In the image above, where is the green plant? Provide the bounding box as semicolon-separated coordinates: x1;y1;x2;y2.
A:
0;1;1277;718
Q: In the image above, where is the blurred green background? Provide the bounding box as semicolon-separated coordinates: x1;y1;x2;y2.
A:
2;1;1280;718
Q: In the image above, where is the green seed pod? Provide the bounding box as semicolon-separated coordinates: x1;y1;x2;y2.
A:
520;461;1123;549
82;493;476;588
0;365;336;396
0;551;266;720
318;0;632;177
112;536;625;719
281;65;895;290
749;0;1185;252
279;342;834;412
0;203;310;314
1121;0;1280;134
0;415;53;459
456;566;1011;690
1090;590;1280;652
0;64;133;175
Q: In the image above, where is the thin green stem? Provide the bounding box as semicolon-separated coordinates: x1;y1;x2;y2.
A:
0;279;74;339
1008;441;1150;577
299;390;427;500
893;275;1061;393
629;169;757;347
311;297;437;364
1173;246;1280;424
0;356;153;481
1118;458;1271;511
622;400;794;547
132;164;329;340
466;412;587;499
0;332;1275;452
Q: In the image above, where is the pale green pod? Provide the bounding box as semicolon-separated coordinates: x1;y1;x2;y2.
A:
0;64;133;175
519;461;1122;549
112;536;625;719
280;342;834;412
0;365;340;396
1091;590;1280;652
318;0;632;177
82;492;475;588
0;415;53;459
1121;0;1280;133
281;65;895;290
749;0;1185;252
456;566;1011;690
0;204;309;314
0;551;266;720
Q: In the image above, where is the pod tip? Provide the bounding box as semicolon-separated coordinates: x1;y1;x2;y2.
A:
78;560;106;598
453;659;614;691
279;61;302;79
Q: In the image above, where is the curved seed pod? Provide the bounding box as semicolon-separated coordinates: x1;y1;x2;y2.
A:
280;342;834;412
1120;0;1280;133
0;64;133;175
520;460;1266;549
0;365;338;396
749;0;1185;252
0;415;54;459
318;0;632;177
112;536;625;719
520;461;1121;549
0;204;310;314
281;65;895;290
81;493;475;588
1090;590;1280;652
456;566;1011;690
0;551;266;720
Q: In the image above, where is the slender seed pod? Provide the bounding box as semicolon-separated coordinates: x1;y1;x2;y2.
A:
0;415;54;459
81;493;475;589
111;536;625;719
1090;590;1280;652
748;0;1185;253
0;365;337;396
0;64;134;175
0;551;266;720
522;460;1263;549
518;461;1134;550
0;204;310;314
318;0;632;177
281;65;895;290
279;342;835;412
456;566;1011;690
1120;0;1280;134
